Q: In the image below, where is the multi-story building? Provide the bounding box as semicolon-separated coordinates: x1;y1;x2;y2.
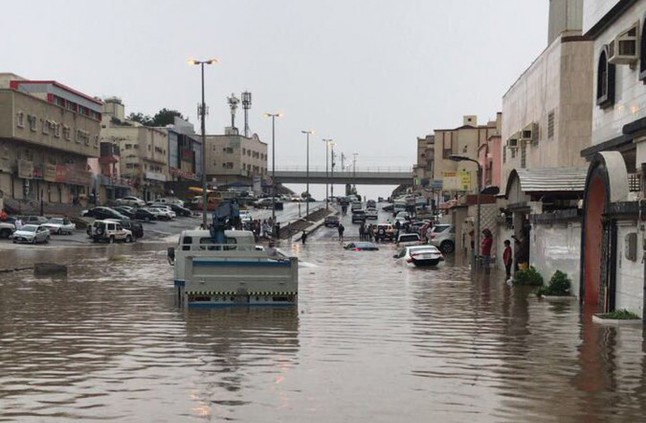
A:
500;0;593;291
580;0;646;317
100;98;169;202
205;133;267;189
433;115;499;202
413;134;434;186
0;73;101;210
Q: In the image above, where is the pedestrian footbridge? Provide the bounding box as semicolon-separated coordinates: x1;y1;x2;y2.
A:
273;167;413;185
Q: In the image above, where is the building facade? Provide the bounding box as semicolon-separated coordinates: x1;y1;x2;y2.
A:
580;0;646;317
205;133;267;188
0;73;101;210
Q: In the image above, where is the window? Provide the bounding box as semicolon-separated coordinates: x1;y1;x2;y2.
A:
640;14;646;81
547;111;555;139
503;146;506;164
28;115;38;132
596;45;616;108
63;126;71;141
520;141;526;168
16;111;24;128
53;123;61;138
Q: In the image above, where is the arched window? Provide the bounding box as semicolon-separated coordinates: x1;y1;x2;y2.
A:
596;45;616;108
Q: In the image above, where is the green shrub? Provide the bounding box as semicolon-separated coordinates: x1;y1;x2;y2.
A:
598;309;640;320
537;270;571;296
514;266;544;286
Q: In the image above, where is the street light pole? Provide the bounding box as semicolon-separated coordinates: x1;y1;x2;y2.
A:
302;130;314;216
330;142;335;201
352;153;358;193
322;138;333;210
265;113;282;230
449;154;482;274
189;58;217;230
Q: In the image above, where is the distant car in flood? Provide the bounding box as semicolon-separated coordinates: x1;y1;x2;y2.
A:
343;241;379;251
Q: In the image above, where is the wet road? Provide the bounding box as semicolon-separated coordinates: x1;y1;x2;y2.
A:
1;207;646;422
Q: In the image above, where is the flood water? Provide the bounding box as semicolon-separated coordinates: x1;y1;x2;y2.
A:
1;239;646;422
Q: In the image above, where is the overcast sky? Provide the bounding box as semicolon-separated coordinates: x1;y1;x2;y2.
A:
4;0;549;198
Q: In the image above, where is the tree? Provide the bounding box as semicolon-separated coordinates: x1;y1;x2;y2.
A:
127;112;153;126
126;109;184;127
150;109;184;127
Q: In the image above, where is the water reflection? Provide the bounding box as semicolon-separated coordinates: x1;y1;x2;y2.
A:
1;241;646;422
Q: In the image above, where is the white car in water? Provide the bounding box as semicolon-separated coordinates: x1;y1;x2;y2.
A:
12;224;50;244
42;217;76;235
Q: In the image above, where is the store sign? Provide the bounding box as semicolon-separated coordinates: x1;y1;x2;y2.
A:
145;171;167;182
44;164;57;182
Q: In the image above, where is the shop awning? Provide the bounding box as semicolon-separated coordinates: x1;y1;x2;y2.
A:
505;167;588;198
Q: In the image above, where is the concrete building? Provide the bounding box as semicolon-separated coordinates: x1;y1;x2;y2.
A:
580;0;646;318
433;115;499;202
0;73;101;211
500;0;593;293
205;133;267;191
100;98;169;202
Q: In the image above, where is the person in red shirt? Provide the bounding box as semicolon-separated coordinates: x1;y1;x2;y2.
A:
503;239;513;280
481;228;493;273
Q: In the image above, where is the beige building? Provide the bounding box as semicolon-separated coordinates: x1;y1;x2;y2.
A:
0;73;101;208
413;134;434;185
433;115;499;199
100;99;169;201
205;133;267;187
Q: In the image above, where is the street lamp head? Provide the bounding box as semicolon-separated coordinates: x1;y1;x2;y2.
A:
448;154;470;162
264;112;283;118
188;58;218;66
301;130;314;135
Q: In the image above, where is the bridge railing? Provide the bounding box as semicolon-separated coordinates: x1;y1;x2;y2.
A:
276;166;413;173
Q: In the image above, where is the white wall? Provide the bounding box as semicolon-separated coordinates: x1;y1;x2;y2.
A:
615;221;644;317
590;4;646;146
530;221;582;297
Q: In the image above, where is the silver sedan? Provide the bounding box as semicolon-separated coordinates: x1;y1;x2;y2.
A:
12;224;51;244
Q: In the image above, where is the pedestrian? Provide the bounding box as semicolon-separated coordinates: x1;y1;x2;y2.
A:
368;224;374;242
359;223;365;240
481;228;493;274
15;217;23;230
0;209;7;221
503;239;513;281
338;223;345;243
301;230;307;245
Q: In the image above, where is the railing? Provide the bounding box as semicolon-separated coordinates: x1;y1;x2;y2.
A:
275;166;413;172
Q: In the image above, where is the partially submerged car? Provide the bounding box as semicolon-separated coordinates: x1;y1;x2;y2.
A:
344;241;379;251
393;245;444;267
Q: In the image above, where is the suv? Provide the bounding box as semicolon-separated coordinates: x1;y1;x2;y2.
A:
351;209;366;223
88;220;134;243
374;224;395;242
428;224;455;253
324;215;340;227
0;221;16;239
396;232;421;246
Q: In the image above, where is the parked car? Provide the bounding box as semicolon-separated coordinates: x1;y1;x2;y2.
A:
152;197;185;207
115;196;146;207
344;241;379;251
374;223;395;242
88;220;134;243
149;204;176;219
324;215;340;227
365;208;378;220
351;201;362;211
351;209;366;223
254;198;274;209
113;206;136;219
42;217;76;235
166;203;192;217
20;215;49;225
428;224;455;254
393;245;444;267
133;208;157;221
145;207;173;221
12;224;50;244
367;199;377;209
82;207;130;221
0;221;16;239
396;232;421;246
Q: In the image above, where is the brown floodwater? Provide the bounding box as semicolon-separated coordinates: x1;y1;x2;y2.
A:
1;239;645;422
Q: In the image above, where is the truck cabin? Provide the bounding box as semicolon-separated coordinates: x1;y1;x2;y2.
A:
178;229;256;252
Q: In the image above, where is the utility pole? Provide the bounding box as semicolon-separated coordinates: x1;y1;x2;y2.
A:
352;153;358;191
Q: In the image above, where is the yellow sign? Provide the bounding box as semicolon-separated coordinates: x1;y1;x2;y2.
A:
460;171;471;190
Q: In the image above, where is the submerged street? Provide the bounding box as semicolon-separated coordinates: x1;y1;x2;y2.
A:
1;204;645;422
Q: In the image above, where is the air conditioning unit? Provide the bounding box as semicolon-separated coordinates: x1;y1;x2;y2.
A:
506;136;519;149
521;123;538;144
608;22;639;65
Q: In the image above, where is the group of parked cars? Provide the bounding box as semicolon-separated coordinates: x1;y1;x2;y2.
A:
0;215;78;245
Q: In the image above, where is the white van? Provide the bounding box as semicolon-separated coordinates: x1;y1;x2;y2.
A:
155;197;184;207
